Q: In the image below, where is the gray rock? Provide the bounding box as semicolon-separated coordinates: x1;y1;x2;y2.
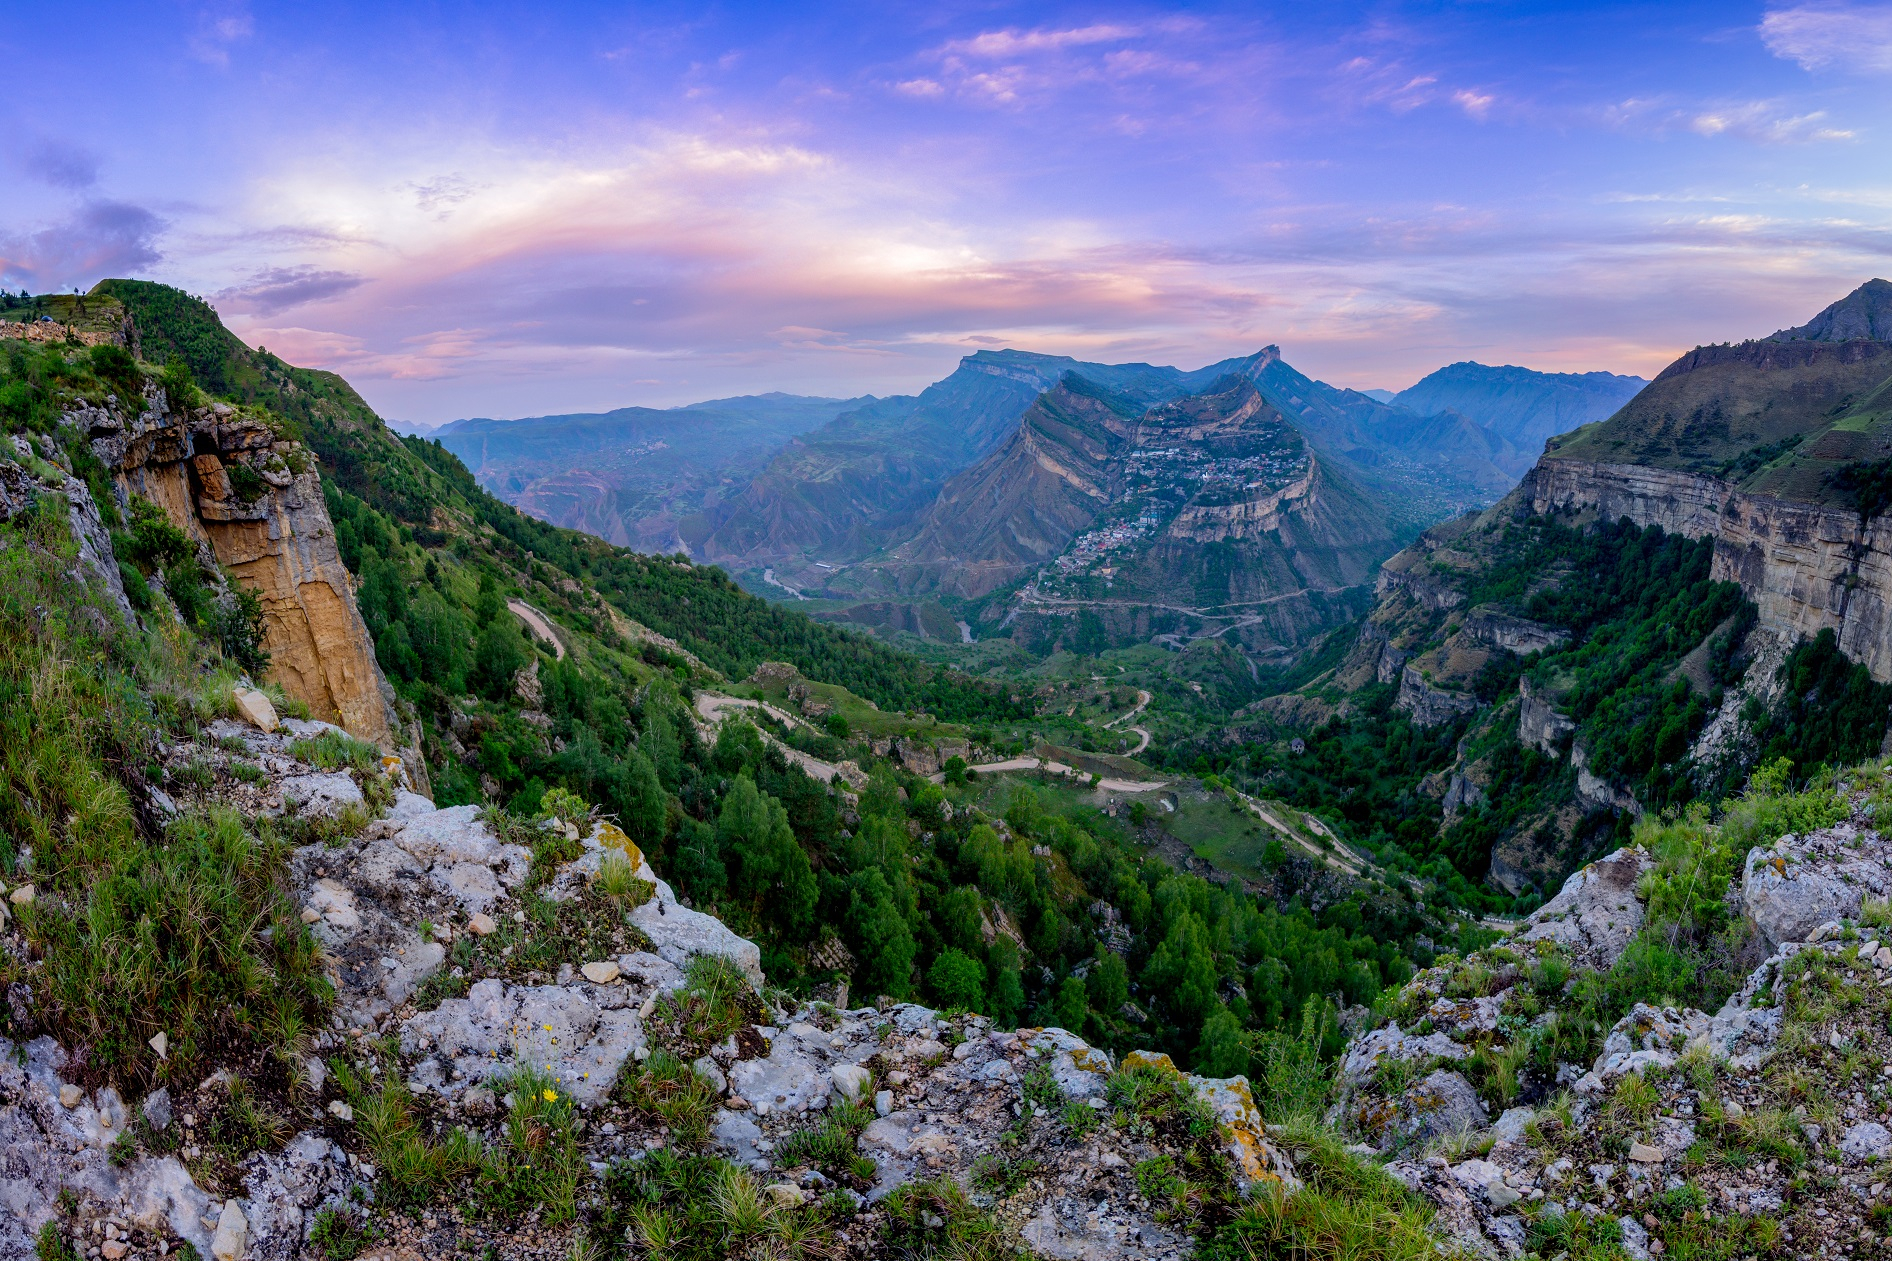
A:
281;772;363;817
875;1089;894;1117
616;950;686;996
1339;1024;1467;1083
1617;1213;1652;1261
1354;1069;1489;1153
1516;847;1652;969
1841;1121;1892;1162
1594;1003;1710;1078
728;1039;824;1114
1022;1027;1112;1098
630;885;764;986
831;1062;871;1103
141;1087;173;1132
711;1108;764;1163
238;1132;354;1259
400;979;644;1105
1492;1107;1533;1144
387;789;437;820
693;1056;728;1094
394;804;531;883
0;1036;214;1258
1018;1197;1189;1259
1742;833;1892;950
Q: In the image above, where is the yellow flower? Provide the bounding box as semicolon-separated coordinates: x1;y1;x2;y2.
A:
542;1088;558;1102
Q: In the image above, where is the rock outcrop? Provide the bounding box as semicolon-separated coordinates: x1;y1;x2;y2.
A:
7;694;1303;1260
1331;770;1892;1261
92;388;399;747
1514;846;1652;969
1741;820;1892;950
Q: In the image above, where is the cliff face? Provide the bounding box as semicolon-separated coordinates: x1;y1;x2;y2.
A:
91;388;399;745
1523;456;1892;683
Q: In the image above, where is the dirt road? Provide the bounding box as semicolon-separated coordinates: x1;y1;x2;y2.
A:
507;600;565;659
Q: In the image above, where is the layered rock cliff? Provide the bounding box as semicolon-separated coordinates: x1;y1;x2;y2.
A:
91;390;401;749
92;389;400;746
1520;456;1892;683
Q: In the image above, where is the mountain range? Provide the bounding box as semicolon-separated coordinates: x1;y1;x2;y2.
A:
429;341;1648;662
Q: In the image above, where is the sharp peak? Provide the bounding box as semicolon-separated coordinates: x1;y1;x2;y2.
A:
1768;277;1892;343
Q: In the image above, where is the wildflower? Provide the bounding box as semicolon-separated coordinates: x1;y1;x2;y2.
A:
543;1087;558;1102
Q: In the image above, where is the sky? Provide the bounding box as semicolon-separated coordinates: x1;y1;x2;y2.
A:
3;3;1892;422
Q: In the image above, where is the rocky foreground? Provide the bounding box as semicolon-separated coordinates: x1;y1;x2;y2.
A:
1334;798;1892;1261
17;682;1892;1261
0;698;1295;1260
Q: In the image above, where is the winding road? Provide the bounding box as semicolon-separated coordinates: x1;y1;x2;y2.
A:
1104;689;1153;756
507;600;565;659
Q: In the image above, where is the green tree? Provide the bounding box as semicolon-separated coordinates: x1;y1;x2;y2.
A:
1195;1007;1247;1077
474;570;505;626
718;775;816;938
1087;951;1129;1015
613;748;667;851
1146;912;1218;1023
986;941;1026;1028
639;704;682;792
927;949;986;1011
937;885;984;952
1053;975;1088;1034
473;619;529;700
848;869;915;1000
670;817;726;906
404;588;468;692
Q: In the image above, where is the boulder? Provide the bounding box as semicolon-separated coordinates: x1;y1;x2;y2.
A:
728;1039;826;1115
232;687;278;733
630;884;765;987
281;771;363;817
1516;846;1652;969
1349;1068;1488;1153
1339;1024;1466;1083
1120;1050;1299;1191
1841;1121;1892;1163
1593;1003;1710;1079
1741;831;1892;950
400;979;644;1106
831;1063;871;1103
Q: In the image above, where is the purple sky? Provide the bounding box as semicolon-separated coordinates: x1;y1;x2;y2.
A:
4;2;1892;421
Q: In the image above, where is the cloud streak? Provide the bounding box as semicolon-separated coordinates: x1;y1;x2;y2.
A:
1763;4;1892;73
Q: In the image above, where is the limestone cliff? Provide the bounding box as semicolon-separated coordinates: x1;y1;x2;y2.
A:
89;385;400;747
1520;456;1892;683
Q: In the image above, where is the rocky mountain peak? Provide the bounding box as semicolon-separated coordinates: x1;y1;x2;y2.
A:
1769;277;1892;343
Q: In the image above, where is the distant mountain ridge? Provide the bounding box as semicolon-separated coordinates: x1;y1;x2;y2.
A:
431;393;869;552
1390;362;1647;477
693;349;1265;568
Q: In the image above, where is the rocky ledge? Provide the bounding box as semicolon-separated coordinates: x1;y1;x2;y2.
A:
1332;774;1892;1260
